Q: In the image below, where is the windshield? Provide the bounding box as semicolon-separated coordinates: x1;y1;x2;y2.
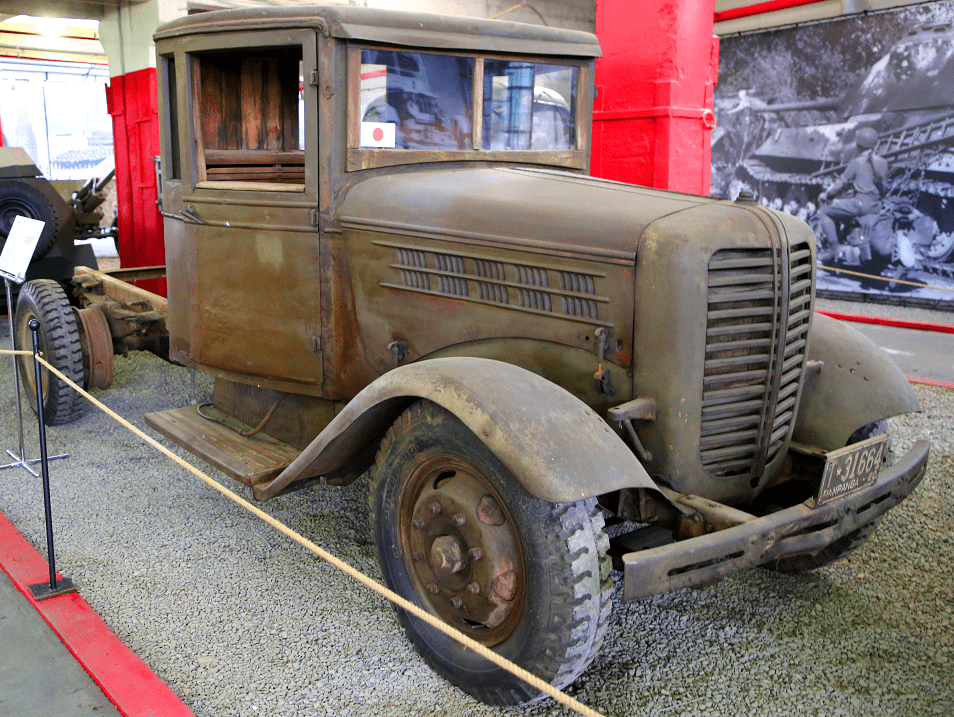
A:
360;49;474;149
358;49;578;153
483;60;576;150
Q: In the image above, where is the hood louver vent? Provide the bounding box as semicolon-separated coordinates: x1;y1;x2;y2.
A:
376;240;611;327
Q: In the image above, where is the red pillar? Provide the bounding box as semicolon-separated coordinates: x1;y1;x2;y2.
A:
592;0;719;195
105;68;166;295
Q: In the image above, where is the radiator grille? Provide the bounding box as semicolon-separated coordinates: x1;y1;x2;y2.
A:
700;242;814;479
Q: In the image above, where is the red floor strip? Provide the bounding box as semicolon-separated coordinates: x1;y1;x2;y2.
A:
0;510;194;717
817;310;954;334
906;375;954;390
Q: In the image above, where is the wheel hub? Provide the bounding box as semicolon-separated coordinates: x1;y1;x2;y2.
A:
73;304;114;390
430;535;466;574
401;456;526;647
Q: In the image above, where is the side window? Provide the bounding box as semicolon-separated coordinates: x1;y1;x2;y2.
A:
191;46;304;191
359;50;474;150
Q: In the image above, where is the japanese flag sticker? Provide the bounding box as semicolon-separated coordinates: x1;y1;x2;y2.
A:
361;122;396;148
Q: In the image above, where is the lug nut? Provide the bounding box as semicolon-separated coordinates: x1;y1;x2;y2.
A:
428;501;442;514
412;551;424;563
412;519;425;530
450;596;463;609
467;582;480;595
453;513;466;526
427;583;440;595
469;547;483;561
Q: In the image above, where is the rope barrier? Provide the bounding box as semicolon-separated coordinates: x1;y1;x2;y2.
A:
0;348;605;717
818;263;954;293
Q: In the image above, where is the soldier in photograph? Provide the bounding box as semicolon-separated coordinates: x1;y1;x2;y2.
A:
816;127;888;258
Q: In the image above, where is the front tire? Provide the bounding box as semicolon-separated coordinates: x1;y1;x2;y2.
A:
370;400;611;706
14;280;86;425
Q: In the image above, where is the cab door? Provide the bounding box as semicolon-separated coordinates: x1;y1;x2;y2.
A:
160;30;323;393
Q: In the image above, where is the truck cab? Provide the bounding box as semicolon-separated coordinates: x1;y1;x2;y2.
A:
154;7;600;403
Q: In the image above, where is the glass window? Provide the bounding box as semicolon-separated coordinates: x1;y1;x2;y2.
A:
163;56;181;180
482;61;577;151
360;50;474;150
0;60;112;180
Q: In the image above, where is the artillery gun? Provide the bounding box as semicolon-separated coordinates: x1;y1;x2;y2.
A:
0;147;112;291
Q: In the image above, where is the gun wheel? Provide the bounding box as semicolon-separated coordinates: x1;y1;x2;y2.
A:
14;280;86;425
370;400;611;706
0;180;59;261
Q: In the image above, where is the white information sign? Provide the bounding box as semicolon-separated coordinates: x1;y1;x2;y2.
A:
0;215;45;285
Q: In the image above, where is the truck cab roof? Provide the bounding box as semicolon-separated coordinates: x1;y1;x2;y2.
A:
154;4;602;58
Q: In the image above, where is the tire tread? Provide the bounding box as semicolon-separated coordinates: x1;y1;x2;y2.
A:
369;401;612;707
15;280;85;425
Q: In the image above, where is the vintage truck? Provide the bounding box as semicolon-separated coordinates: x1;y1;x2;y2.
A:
12;5;930;707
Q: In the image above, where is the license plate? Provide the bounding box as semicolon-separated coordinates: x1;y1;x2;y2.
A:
816;434;887;506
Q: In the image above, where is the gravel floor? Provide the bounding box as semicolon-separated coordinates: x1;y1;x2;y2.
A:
0;313;952;717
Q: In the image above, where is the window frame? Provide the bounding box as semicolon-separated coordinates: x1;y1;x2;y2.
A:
181;30;319;196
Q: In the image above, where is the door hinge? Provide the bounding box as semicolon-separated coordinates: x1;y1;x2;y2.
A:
309;69;319;87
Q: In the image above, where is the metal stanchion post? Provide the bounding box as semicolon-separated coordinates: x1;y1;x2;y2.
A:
26;318;77;600
1;278;37;476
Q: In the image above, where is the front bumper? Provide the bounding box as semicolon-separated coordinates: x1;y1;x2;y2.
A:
623;440;930;600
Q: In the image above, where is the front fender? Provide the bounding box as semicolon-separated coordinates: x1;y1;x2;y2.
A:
793;313;920;450
255;357;657;503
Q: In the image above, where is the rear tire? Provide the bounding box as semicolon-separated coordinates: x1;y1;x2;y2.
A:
370;400;612;706
14;280;86;425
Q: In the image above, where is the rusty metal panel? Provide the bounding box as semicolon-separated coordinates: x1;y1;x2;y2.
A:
632;199;817;504
256;357;660;503
339;229;634;411
339;166;703;261
793;313;921;451
622;440;929;600
186;215;323;389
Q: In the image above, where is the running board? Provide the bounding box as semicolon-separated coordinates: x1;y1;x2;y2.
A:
145;405;300;488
